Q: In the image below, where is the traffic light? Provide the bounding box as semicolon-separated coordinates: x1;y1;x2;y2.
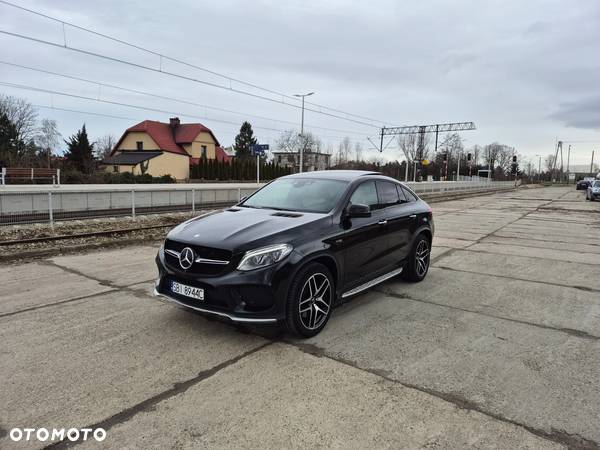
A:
467;153;472;161
512;155;517;163
443;153;448;162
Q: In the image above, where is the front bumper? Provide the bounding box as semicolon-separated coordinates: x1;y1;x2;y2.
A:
153;288;278;323
154;247;294;323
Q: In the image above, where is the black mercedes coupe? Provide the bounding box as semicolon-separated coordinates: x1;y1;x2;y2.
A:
155;170;434;337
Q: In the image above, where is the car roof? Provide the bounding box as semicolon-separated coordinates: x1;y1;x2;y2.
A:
281;170;382;181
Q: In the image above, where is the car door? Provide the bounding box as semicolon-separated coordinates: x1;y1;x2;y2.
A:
341;180;390;289
375;181;416;265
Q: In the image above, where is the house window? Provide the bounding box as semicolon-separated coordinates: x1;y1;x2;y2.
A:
201;145;207;159
113;165;119;173
136;141;143;150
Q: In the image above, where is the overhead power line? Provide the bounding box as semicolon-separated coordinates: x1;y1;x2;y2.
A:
0;60;372;138
0;80;369;143
0;0;389;128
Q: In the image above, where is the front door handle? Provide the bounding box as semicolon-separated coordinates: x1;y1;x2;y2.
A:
378;219;388;225
409;214;417;219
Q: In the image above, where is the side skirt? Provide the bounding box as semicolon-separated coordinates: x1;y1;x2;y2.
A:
341;266;404;299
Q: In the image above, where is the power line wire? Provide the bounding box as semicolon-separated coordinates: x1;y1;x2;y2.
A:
0;60;372;137
0;0;390;127
0;80;370;143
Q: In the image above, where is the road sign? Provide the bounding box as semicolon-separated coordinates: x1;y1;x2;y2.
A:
250;144;269;156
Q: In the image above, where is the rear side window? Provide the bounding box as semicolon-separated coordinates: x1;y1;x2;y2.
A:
401;186;418;202
349;181;378;210
396;185;407;203
376;181;400;208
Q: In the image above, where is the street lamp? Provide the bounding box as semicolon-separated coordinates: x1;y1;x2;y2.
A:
294;92;314;172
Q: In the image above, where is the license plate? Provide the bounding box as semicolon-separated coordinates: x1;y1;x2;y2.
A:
171;281;204;301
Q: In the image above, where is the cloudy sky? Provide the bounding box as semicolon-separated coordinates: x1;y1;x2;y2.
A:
0;0;599;167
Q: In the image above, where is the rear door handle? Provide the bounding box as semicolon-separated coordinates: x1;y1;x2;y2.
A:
378;219;388;225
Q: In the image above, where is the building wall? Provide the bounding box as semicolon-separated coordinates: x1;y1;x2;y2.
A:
182;132;217;159
273;152;331;172
116;132;160;150
143;152;190;179
105;153;190;180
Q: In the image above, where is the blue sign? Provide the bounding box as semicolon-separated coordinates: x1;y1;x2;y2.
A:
250;144;269;156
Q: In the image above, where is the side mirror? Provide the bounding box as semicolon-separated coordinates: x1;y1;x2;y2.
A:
346;203;371;218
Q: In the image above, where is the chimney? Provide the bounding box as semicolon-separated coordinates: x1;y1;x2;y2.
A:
169;117;180;129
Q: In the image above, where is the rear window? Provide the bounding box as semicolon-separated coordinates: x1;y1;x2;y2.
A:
401;186;418;202
376;181;401;208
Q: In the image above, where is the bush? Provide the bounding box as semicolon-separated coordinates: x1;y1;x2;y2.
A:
60;170;176;184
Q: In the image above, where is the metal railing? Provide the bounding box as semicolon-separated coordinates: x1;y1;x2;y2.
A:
0;186;258;227
0;180;518;227
407;180;517;195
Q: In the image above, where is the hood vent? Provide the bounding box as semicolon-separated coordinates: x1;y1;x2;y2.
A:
271;212;303;218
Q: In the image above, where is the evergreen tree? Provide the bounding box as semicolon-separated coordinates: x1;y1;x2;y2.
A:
64;124;95;174
234;121;257;159
0;111;19;166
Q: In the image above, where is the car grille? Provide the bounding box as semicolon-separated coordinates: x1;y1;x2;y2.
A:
164;239;234;276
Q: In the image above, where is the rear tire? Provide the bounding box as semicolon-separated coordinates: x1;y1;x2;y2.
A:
285;263;334;338
402;234;431;282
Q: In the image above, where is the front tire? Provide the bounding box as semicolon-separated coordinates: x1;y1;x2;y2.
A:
285;263;334;338
402;234;431;282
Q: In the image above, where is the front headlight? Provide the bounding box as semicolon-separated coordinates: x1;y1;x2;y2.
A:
237;244;293;271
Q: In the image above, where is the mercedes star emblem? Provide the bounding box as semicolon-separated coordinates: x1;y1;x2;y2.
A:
179;247;194;270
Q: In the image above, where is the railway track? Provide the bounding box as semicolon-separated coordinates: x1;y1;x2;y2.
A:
0;223;178;246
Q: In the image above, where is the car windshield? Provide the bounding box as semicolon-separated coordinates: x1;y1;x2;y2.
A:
593;181;600;187
241;178;348;213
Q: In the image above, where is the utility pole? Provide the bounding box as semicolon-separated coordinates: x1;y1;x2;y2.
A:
487;147;491;182
591;150;596;175
456;151;461;181
294;92;314;173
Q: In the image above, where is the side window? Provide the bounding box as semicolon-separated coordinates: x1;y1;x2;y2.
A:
349;181;378;211
401;186;418;202
396;184;407;203
376;181;400;208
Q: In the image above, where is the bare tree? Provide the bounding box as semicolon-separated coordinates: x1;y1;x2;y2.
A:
276;130;322;154
398;134;418;162
0;95;38;142
95;134;116;160
439;133;463;159
334;136;352;165
468;144;482;166
544;154;556;172
354;141;363;162
35;119;61;167
398;133;432;162
483;142;504;171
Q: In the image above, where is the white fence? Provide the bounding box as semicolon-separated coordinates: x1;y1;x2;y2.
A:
0;180;517;227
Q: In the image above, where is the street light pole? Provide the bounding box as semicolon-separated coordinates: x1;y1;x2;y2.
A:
294;92;314;173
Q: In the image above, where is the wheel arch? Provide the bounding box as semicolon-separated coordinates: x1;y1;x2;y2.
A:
286;251;341;307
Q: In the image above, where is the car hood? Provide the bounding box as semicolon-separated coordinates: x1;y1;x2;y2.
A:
166;207;329;253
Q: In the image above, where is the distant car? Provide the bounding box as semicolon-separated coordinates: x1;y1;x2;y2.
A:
577;177;595;190
586;180;600;201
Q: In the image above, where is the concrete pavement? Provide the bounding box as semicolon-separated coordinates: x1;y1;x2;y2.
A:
1;186;599;449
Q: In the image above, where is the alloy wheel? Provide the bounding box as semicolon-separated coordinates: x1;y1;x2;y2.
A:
298;273;332;330
415;240;430;277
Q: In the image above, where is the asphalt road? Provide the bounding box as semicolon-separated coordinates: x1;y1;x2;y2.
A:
1;186;599;449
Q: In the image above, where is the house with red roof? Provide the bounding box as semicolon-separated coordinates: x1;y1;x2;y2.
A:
103;117;231;180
